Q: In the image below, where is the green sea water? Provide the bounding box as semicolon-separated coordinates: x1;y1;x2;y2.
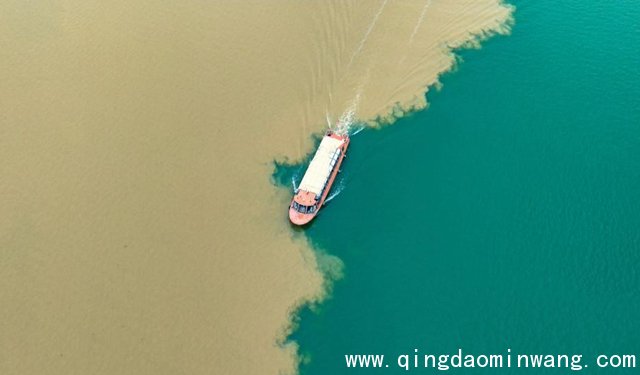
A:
277;0;640;373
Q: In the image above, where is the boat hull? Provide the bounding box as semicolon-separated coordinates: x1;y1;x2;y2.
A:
289;132;349;225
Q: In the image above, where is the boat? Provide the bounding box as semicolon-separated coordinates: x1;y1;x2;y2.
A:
289;131;350;225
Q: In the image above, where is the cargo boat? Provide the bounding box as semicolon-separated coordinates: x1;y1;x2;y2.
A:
289;131;350;225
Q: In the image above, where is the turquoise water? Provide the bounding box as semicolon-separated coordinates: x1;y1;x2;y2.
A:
278;0;640;373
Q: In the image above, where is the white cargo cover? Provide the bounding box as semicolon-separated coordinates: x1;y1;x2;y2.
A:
298;136;343;196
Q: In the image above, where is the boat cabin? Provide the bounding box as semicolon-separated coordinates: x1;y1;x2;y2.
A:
291;190;317;214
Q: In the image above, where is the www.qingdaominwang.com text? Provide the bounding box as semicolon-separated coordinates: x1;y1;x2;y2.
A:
345;349;638;371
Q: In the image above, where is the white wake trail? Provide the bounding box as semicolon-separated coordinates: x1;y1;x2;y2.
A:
351;126;365;136
408;0;432;46
398;0;432;67
347;0;389;69
335;88;362;136
324;179;345;204
326;110;333;130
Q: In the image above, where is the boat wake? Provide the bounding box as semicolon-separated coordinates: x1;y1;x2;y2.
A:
408;0;432;46
331;88;362;136
324;178;345;204
347;0;389;69
351;126;365;136
398;0;432;67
